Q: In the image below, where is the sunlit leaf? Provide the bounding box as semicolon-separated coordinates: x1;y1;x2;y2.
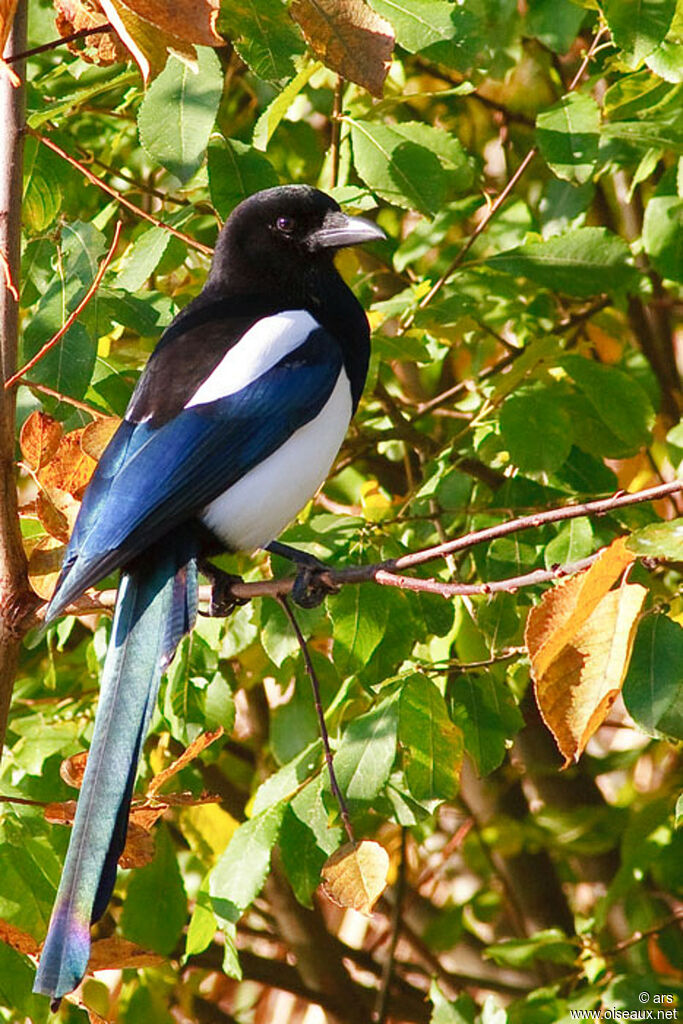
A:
321;839;389;913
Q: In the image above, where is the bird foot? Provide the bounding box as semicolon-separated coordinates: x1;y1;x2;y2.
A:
291;560;339;609
199;561;248;617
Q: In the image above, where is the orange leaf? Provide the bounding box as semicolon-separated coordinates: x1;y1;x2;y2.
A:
321;839;389;914
80;416;121;459
55;0;129;65
290;0;394;97
60;752;88;789
525;536;636;680
38;428;98;499
116;0;223;46
119;822;156;868
28;536;66;601
19;411;63;471
0;0;19;58
527;553;647;767
87;936;164;971
0;918;40;957
146;727;224;796
44;799;77;825
99;0;202;80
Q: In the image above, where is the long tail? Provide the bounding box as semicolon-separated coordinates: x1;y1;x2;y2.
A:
33;534;198;1005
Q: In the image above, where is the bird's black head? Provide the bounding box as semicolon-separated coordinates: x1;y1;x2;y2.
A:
206;185;384;298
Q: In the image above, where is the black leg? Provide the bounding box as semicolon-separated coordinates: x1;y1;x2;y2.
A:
198;558;247;617
265;541;338;609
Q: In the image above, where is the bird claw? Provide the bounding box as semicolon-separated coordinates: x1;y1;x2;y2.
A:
199;563;248;617
291;562;339;609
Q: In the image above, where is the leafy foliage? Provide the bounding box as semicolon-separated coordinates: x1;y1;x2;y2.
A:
1;0;683;1021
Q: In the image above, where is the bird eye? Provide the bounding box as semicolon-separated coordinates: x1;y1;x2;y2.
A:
276;216;296;234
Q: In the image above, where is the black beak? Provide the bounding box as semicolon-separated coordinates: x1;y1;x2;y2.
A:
310;210;386;250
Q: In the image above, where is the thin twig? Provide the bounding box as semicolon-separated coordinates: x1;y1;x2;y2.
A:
278;595;355;844
12;377;109;417
0;249;18;300
329;76;344;190
29;130;213;255
4;221;123;389
374;827;407;1024
5;24;114;64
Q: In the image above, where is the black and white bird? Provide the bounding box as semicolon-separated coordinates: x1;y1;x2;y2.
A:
33;185;384;1004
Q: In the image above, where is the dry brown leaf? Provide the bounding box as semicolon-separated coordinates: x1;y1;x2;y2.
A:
117;0;223;46
0;918;40;957
38;428;98;499
525;536;636;680
28;536;66;600
19;411;63;471
80;416;121;460
35;489;71;543
0;0;19;57
55;0;129;65
60;751;88;789
87;935;164;971
321;839;389;914
44;799;77;824
119;821;156;868
99;0;200;80
146;727;224;796
290;0;393;97
530;581;646;766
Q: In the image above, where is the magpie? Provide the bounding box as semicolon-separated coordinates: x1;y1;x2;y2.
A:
33;184;384;1003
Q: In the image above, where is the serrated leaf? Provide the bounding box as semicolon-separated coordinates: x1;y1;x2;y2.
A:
332;692;399;801
116;226;172;292
485;228;639;297
218;0;305;81
561;355;655;450
251;739;323;816
208;137;279;220
291;0;394;97
253;62;321;150
369;0;480;69
399;674;462;800
19;412;62;471
349;118;447;215
138;48;223;183
499;390;573;473
330;581;388;672
603;0;676;65
627;517;683;559
209;802;286;923
623;613;683;740
448;674;524;777
321;839;389;913
536;92;600;184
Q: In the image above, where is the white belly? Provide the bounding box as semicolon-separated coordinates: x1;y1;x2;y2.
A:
200;370;352;552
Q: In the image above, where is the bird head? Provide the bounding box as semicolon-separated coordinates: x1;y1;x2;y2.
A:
206;185;385;296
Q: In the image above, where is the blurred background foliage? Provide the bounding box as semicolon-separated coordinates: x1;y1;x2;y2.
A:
2;0;683;1020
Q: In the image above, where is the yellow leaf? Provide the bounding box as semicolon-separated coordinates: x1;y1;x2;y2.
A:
80;416;121;460
525;536;636;680
19;411;63;471
321;839;389;914
87;936;164;971
290;0;394;98
28;536;65;601
99;0;199;81
529;579;647;767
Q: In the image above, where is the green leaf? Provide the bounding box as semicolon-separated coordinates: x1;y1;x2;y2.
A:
484;228;639;296
253;62;321;150
218;0;305;81
369;0;481;69
208;137;279;220
279;779;342;907
349;118;447;215
138;48;223;183
642;170;683;282
185;881;216;958
627;517;683;559
330;582;389;673
116;227;172;293
398;674;462;801
120;825;187;955
603;0;676;65
602;113;683;153
544;517;594;568
623;614;683;741
525;0;585;54
0;945;48;1024
561;355;655;450
485;929;577;967
536;92;600;184
251;739;323;815
499;390;573;473
209;802;286;922
332;690;400;801
448;674;524;777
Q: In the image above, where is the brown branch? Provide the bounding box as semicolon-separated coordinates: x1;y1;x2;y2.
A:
4;23;114;64
12;377;109;417
28;130;213;255
0;4;37;750
5;220;123;390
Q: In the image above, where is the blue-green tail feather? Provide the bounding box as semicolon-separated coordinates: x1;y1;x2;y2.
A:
34;533;198;1003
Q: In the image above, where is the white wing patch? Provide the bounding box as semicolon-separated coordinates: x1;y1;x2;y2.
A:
200;369;352;552
186;309;321;407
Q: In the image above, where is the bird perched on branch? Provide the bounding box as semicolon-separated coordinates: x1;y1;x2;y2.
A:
33;184;384;1004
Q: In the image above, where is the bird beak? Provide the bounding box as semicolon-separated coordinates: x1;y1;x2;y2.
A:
310;210;386;250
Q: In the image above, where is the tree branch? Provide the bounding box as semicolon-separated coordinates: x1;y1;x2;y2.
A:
0;4;38;750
